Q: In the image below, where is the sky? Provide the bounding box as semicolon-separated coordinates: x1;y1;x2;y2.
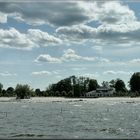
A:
0;0;140;90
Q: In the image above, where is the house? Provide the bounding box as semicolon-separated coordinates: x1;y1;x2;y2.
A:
85;82;115;98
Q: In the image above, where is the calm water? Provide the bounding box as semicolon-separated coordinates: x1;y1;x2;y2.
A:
0;98;140;139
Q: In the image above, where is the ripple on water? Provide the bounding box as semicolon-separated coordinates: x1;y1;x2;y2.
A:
0;99;140;139
73;104;82;107
99;128;118;135
11;133;45;138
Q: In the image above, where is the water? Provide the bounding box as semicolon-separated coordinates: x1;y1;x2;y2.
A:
0;98;140;139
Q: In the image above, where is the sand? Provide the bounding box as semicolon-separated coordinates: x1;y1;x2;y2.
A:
0;96;140;103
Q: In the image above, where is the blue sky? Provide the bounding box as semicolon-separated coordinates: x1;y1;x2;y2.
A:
0;1;140;90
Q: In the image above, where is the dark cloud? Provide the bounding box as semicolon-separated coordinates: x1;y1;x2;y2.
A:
0;2;91;26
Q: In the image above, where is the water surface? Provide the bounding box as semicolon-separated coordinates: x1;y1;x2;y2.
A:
0;98;140;139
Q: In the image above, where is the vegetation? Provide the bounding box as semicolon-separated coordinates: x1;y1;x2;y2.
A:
46;75;99;97
15;84;33;99
0;72;140;98
129;72;140;97
115;79;127;92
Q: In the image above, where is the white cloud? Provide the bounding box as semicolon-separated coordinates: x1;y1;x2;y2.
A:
0;71;17;77
0;28;61;50
78;73;99;79
56;24;96;42
0;28;34;50
35;54;62;63
0;12;7;23
99;58;110;63
62;49;81;61
31;70;61;77
71;67;87;71
95;1;136;24
1;1;140;48
35;48;109;63
31;71;51;76
129;59;140;64
56;21;140;46
92;46;103;53
103;70;132;75
62;49;98;62
27;29;62;47
0;1;135;27
54;1;140;47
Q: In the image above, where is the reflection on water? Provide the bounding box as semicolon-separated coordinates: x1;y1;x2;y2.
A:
0;99;140;138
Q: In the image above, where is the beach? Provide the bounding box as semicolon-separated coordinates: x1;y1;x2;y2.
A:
1;96;140;103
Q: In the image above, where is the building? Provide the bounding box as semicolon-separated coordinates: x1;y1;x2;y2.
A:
85;82;115;98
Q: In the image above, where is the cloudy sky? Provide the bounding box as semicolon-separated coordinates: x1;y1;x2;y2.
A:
0;0;140;90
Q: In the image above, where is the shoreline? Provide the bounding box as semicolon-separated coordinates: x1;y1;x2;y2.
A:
0;96;140;102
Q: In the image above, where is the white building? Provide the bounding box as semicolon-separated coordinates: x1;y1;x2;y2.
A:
85;82;115;98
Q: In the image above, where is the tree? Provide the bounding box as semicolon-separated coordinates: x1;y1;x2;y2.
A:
35;88;42;96
109;80;116;88
0;83;3;96
61;91;66;96
46;75;100;97
115;79;127;93
73;84;80;97
2;89;6;97
88;79;98;92
15;84;33;99
130;72;140;93
6;87;15;97
55;91;60;96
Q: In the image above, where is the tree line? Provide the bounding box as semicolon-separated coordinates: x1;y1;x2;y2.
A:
0;72;140;99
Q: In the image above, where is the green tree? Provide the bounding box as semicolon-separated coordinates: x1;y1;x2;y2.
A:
73;84;80;97
67;91;73;97
88;79;98;92
61;91;66;96
115;79;127;93
15;84;33;99
130;72;140;93
55;91;60;96
2;89;6;97
6;87;15;97
109;80;116;88
0;83;3;96
35;88;42;96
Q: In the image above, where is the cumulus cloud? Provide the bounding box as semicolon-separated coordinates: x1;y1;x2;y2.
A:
0;28;61;50
54;1;140;46
62;49;81;61
56;24;96;42
0;1;136;26
35;48;110;63
0;1;139;48
35;54;62;63
0;28;34;50
95;1;136;24
62;49;106;62
0;2;94;26
56;21;140;46
0;71;17;77
103;70;132;75
27;29;62;47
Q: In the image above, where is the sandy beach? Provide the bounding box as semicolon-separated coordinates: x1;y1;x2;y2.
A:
1;96;140;103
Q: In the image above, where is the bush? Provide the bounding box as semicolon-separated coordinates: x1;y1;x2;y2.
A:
15;84;33;99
